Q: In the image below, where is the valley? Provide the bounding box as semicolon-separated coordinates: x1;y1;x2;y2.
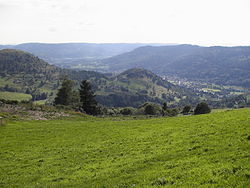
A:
0;49;200;107
1;44;250;109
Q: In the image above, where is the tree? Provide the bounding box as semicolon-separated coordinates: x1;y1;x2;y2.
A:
144;104;155;115
79;80;99;115
142;102;162;115
54;78;74;106
194;102;211;115
71;90;80;109
162;102;168;111
182;105;191;114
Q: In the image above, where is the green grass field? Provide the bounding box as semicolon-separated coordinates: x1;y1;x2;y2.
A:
0;109;250;187
0;91;32;101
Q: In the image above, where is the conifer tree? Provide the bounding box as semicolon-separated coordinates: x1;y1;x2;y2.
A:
54;78;74;106
79;80;99;115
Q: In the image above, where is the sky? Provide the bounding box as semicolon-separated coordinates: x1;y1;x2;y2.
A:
0;0;250;46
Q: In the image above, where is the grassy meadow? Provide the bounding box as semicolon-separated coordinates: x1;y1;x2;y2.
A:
0;108;250;187
0;91;32;101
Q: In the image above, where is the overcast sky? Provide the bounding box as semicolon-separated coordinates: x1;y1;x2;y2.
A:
1;0;250;46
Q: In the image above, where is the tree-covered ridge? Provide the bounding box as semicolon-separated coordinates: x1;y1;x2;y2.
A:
95;68;198;107
101;45;250;88
0;49;106;81
0;49;60;75
0;49;61;101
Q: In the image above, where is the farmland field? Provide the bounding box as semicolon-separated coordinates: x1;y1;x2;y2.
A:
0;108;250;187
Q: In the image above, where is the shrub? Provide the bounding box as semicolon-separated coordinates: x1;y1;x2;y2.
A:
144;104;155;115
137;102;162;115
194;102;211;115
105;108;120;116
120;107;136;115
164;108;179;117
0;99;18;105
182;105;192;114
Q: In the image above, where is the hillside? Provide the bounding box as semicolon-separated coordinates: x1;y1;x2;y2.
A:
0;49;60;76
0;108;249;187
0;49;61;101
95;68;198;107
101;45;250;89
0;49;196;107
0;49;106;102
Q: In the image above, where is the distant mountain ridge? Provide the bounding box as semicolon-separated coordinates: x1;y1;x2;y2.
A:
101;45;250;88
0;43;171;67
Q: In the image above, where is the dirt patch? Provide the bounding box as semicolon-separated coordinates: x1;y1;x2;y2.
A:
0;104;70;120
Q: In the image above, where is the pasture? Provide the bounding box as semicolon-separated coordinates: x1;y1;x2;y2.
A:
0;108;250;187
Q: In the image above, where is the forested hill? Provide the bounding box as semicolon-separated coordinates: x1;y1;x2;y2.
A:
0;49;106;102
95;68;198;107
0;49;198;107
0;49;60;75
0;49;106;81
101;45;250;88
0;49;60;97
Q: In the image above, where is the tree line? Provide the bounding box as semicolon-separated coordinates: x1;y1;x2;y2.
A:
54;77;211;116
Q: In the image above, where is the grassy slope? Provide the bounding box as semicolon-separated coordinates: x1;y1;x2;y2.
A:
0;109;250;187
0;91;32;101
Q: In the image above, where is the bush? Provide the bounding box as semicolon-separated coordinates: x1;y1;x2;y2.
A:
145;105;155;115
163;108;179;117
105;108;120;116
182;105;192;114
120;107;136;115
0;99;18;105
194;102;211;115
137;102;162;115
